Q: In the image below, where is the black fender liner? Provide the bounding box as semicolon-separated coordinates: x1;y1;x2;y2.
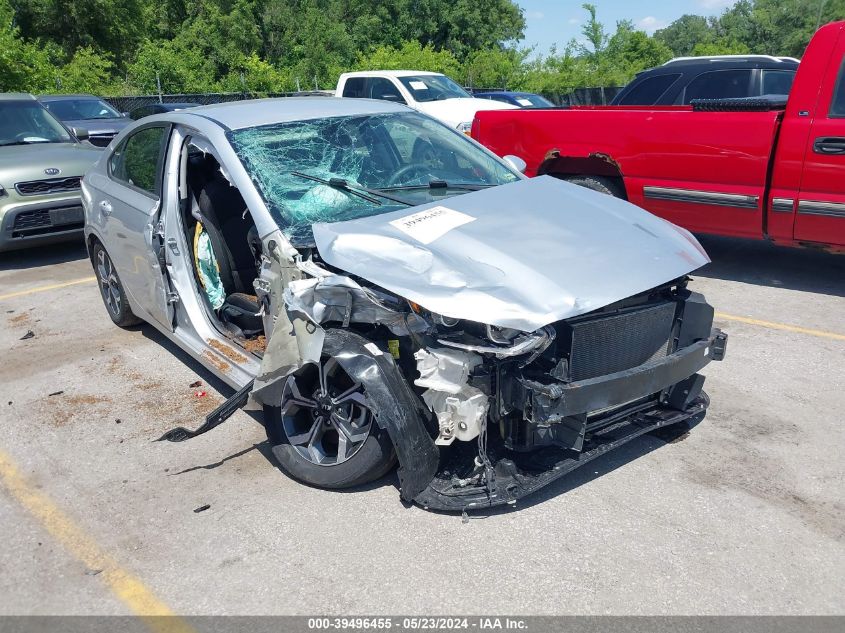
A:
324;330;439;501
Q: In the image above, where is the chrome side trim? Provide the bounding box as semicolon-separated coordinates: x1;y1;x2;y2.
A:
771;197;794;213
797;200;845;218
643;186;759;210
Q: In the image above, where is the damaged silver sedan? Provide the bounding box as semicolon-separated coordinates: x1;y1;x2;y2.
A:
81;98;727;511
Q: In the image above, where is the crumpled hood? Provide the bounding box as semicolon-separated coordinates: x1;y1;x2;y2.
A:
312;176;710;332
414;97;516;128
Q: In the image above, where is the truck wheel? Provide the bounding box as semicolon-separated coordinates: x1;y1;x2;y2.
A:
264;355;396;489
560;175;625;199
92;242;142;328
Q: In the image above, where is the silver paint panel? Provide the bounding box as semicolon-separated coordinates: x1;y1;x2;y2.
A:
313;176;710;332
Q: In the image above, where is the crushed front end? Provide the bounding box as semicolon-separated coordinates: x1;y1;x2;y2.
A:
255;255;726;511
410;280;727;510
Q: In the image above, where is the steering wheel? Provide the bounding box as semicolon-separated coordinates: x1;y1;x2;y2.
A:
386;164;436;187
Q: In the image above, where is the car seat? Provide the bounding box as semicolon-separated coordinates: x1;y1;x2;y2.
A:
192;163;263;338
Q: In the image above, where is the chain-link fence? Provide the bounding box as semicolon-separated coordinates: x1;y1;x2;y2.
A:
102;91;334;114
103;86;623;114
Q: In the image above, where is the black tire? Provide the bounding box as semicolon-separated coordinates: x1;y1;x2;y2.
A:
263;355;396;490
559;175;626;199
91;242;142;328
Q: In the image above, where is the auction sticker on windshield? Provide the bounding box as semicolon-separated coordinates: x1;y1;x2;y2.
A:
389;206;476;244
409;81;429;90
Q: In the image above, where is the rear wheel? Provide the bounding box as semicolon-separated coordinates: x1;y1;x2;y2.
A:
264;355;396;489
559;175;625;199
92;242;141;327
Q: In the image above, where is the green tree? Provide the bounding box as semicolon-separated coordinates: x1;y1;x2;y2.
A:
125;38;218;93
11;0;150;68
58;47;117;93
356;40;460;77
691;39;751;56
462;47;529;89
578;3;608;58
222;53;291;93
0;0;53;91
606;20;673;77
654;15;715;57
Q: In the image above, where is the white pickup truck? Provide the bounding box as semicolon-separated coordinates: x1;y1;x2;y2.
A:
336;70;515;132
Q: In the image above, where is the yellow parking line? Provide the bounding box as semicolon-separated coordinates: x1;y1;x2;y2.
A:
715;312;845;341
0;276;96;301
0;450;194;632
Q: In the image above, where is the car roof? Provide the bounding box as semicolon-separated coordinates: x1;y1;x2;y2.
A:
340;70;441;79
38;94;100;101
645;56;800;75
662;55;800;67
0;93;38;102
170;96;408;130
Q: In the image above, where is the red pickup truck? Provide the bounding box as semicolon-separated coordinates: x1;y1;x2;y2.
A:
472;21;845;251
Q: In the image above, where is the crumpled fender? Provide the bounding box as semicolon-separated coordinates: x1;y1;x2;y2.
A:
323;330;439;502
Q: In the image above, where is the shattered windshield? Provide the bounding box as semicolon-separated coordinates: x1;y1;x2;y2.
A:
228;112;519;244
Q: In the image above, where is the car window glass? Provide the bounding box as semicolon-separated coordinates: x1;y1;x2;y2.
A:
397;75;471;102
523;94;554;107
110;126;168;194
683;70;753;103
342;77;366;98
43;99;120;120
0;101;72;146
761;70;796;95
829;59;845;117
617;74;680;105
368;78;405;103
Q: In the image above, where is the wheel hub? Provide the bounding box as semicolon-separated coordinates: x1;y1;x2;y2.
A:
280;358;374;466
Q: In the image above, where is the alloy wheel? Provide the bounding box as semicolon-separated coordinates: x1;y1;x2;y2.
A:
280;358;374;466
96;248;121;316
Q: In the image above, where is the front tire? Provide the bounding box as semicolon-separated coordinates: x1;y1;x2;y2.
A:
264;355;396;489
92;242;141;328
560;175;625;198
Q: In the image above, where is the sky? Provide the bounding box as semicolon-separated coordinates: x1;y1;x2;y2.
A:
515;0;739;54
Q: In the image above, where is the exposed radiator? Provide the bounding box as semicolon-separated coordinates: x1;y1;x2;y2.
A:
566;301;676;381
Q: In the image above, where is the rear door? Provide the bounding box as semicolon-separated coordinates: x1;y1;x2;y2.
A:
95;124;175;330
794;35;845;247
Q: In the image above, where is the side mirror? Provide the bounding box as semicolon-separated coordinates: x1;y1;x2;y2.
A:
71;127;89;141
503;155;527;173
121;112;130;118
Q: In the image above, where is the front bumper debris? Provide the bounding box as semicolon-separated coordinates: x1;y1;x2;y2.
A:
412;329;727;512
414;393;709;512
511;329;727;423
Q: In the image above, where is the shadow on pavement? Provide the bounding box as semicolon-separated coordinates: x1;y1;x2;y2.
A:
0;241;88;271
694;235;845;298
